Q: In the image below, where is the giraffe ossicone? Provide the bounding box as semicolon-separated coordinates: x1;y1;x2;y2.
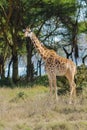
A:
24;27;77;103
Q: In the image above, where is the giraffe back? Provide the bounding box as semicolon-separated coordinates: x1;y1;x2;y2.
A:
45;52;76;76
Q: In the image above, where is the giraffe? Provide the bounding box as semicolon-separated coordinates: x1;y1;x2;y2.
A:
24;27;77;104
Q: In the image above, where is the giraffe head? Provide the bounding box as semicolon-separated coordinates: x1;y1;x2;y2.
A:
24;27;32;37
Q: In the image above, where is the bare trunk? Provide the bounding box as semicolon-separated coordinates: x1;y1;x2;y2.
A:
0;55;5;79
72;21;79;65
7;57;13;78
38;59;42;77
12;44;18;83
26;37;34;82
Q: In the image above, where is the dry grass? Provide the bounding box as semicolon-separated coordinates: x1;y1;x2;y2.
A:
0;86;87;130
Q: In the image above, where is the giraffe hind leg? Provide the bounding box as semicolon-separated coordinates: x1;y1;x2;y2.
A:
69;81;76;104
52;74;58;101
65;70;76;104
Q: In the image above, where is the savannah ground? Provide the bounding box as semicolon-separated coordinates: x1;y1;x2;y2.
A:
0;85;87;130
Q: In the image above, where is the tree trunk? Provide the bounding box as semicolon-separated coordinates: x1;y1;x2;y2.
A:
38;59;42;77
26;37;34;82
7;56;13;78
12;47;18;83
1;63;5;79
0;55;5;79
72;21;79;65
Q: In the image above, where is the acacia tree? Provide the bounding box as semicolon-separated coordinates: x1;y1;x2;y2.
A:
79;0;87;64
0;0;25;82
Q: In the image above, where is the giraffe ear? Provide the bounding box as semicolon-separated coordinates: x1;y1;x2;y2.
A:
26;27;32;33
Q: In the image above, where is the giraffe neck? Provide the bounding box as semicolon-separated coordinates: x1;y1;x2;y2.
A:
30;32;48;60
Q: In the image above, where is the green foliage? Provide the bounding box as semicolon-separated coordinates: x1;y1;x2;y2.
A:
0;0;7;6
33;75;49;86
10;91;28;103
76;65;87;88
17;91;25;98
78;22;87;33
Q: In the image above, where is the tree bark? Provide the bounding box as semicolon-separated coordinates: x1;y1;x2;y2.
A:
82;55;87;65
0;55;5;79
72;21;79;65
7;56;13;78
26;37;34;82
38;59;42;77
11;44;18;83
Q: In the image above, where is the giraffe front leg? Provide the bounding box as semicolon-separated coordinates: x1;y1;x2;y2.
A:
69;81;76;104
47;74;53;96
49;79;53;96
52;75;58;101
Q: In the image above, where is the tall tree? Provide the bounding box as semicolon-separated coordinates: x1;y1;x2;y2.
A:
0;0;24;82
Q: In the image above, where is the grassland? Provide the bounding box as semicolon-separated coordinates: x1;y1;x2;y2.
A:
0;85;87;130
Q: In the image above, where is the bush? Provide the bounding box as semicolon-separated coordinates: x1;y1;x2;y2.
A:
76;65;87;88
0;78;14;88
33;75;49;86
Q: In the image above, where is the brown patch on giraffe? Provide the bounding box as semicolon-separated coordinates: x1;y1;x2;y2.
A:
46;57;54;64
55;58;60;65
